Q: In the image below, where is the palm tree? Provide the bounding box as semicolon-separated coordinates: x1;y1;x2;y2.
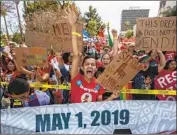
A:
1;2;9;39
23;1;27;13
14;1;23;38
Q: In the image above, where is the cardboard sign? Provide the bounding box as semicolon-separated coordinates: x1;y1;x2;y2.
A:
15;47;47;66
136;16;176;51
97;50;140;92
25;30;62;52
25;23;83;53
52;22;83;52
25;9;84;53
155;70;177;101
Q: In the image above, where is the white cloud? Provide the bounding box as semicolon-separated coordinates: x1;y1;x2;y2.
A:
75;1;160;33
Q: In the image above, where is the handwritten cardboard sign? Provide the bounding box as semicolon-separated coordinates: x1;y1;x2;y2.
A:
25;9;84;53
97;50;140;92
25;22;83;53
15;47;47;66
136;16;176;51
25;30;62;52
52;22;83;52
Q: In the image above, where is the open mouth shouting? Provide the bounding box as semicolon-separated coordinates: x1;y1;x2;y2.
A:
86;69;94;78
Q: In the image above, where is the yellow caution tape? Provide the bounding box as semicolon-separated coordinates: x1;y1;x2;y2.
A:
1;82;176;95
1;82;71;90
13;100;22;106
121;89;176;96
30;82;71;90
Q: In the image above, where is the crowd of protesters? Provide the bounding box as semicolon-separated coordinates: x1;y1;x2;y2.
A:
0;7;176;109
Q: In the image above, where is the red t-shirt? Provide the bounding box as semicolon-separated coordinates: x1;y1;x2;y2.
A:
155;69;176;101
48;55;55;63
96;60;103;68
165;51;176;61
71;73;105;103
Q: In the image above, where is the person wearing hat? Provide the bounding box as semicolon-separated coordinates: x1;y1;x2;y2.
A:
132;49;166;100
137;50;145;57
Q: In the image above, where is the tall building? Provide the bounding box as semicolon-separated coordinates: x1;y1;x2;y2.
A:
120;7;149;32
158;1;176;17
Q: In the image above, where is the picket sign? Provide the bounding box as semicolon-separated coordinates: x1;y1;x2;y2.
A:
15;47;47;66
1;101;176;134
136;16;176;51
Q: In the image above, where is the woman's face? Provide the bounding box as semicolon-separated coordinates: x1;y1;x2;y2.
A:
7;61;16;71
140;61;149;71
150;50;158;59
82;58;97;79
102;54;111;68
168;61;176;71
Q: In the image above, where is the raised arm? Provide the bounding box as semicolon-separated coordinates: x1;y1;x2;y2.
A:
12;51;34;77
157;49;166;72
62;5;81;79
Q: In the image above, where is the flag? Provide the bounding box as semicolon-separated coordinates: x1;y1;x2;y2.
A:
120;82;132;100
108;31;113;47
107;23;113;47
82;29;90;42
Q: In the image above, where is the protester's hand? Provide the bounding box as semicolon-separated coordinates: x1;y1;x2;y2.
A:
62;4;78;26
156;49;162;54
112;89;121;97
111;29;118;38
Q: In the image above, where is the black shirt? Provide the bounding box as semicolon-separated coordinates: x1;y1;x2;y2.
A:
132;66;158;100
95;67;105;78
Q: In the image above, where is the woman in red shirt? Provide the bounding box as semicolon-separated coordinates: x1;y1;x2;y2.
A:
155;60;177;101
61;7;104;103
64;6;120;103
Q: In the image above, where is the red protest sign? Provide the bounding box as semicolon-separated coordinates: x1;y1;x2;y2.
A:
154;70;177;101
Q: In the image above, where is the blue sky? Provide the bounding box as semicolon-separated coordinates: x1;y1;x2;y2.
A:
1;1;160;35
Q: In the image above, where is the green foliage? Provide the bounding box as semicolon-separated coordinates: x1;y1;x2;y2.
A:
124;21;131;30
24;1;60;18
86;19;97;36
0;31;7;45
125;29;133;39
84;5;105;36
0;1;15;17
12;32;22;44
160;5;177;17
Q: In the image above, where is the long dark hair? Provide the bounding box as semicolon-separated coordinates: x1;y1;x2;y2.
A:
62;52;70;64
164;60;176;70
6;60;17;73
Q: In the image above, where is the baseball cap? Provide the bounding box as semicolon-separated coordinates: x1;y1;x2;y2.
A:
139;55;151;63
